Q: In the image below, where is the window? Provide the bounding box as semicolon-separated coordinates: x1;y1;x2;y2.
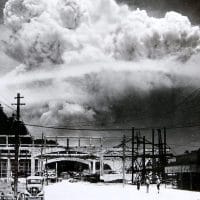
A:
27;179;42;184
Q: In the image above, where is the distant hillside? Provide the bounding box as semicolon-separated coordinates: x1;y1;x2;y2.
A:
0;106;29;135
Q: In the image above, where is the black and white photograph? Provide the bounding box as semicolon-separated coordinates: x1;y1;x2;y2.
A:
0;0;200;199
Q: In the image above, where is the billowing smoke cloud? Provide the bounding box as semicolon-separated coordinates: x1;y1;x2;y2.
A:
3;0;200;68
1;0;200;143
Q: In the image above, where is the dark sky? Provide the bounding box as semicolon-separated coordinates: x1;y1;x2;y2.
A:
1;0;200;24
118;0;200;24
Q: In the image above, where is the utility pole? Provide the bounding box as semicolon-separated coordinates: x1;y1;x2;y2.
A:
99;137;104;181
67;138;69;150
163;127;167;186
44;136;49;185
122;135;126;187
142;136;146;181
158;129;163;178
163;127;167;165
131;127;134;184
12;93;25;199
152;129;155;181
40;132;44;172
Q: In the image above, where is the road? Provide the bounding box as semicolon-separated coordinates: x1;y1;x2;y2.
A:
45;180;200;200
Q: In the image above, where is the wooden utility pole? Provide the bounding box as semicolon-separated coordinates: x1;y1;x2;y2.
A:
44;136;49;185
67;138;69;150
163;127;167;186
152;129;155;180
142;136;146;181
40;132;44;172
158;129;164;178
163;127;167;164
131;127;134;184
122;135;126;187
12;93;25;199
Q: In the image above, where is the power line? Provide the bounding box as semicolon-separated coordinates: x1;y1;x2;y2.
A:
0;94;16;111
24;121;200;131
168;143;200;148
0;100;15;111
24;123;132;131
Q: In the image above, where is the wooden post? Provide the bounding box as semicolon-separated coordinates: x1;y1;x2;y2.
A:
78;137;81;148
131;127;134;184
142;136;146;181
163;127;167;185
12;93;25;199
40;132;44;172
163;127;167;164
46;156;48;185
89;137;92;147
158;129;163;177
122;135;126;187
67;138;69;150
55;162;58;182
190;172;193;190
100;138;104;180
152;129;155;180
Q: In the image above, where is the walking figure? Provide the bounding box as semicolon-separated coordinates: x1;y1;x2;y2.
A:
0;192;5;200
145;176;150;193
156;176;161;194
136;177;141;191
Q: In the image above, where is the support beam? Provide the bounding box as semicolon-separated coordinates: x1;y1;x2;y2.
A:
78;137;81;148
142;136;146;181
31;158;35;176
6;136;8;147
100;153;104;178
7;158;11;181
55;162;58;181
67;138;69;150
92;160;96;174
89;138;92;147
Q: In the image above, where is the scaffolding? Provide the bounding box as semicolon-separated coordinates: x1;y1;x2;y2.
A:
130;127;173;183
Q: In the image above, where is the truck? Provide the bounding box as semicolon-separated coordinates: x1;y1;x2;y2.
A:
23;176;44;200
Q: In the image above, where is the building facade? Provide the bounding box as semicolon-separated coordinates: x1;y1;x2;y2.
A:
165;149;200;191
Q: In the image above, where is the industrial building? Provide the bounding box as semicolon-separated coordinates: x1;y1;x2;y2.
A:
165;149;200;191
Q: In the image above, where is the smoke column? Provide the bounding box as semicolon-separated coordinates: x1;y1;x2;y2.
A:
1;0;200;152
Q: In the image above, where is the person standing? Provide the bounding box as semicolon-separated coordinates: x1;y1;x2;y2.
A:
156;176;161;194
136;177;141;191
0;192;5;200
145;176;150;193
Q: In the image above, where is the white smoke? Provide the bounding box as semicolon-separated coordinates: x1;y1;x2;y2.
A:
106;11;200;61
1;0;200;131
4;0;45;31
3;0;200;68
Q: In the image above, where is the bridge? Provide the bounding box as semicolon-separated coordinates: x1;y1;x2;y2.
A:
0;128;173;183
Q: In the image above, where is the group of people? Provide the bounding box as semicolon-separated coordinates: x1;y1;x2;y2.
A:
136;175;161;193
